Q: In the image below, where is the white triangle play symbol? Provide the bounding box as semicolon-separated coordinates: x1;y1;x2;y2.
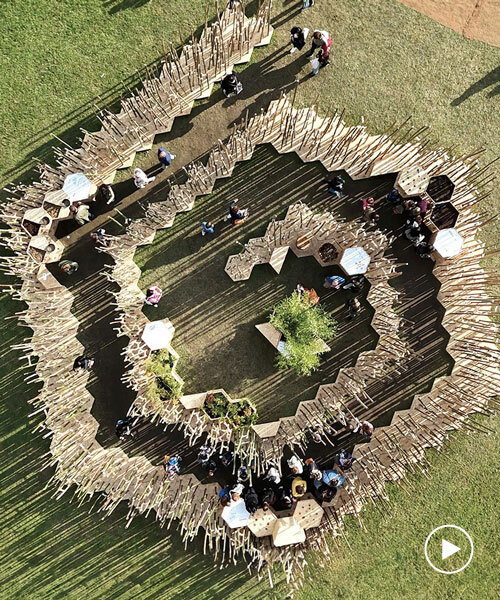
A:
442;538;461;560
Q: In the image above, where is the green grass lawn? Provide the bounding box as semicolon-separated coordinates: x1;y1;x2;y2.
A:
0;0;499;598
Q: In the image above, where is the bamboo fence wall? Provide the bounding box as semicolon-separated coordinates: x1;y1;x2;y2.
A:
1;68;499;586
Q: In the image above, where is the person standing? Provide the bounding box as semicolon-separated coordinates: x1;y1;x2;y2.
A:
90;228;109;248
415;241;434;258
323;275;345;289
198;444;217;476
263;464;281;485
72;355;94;373
346;297;361;320
291;476;307;499
287;455;304;476
227;200;249;225
157;148;176;170
221;72;243;97
349;417;374;439
289;26;310;54
71;203;92;225
163;455;181;478
116;417;135;440
98;183;115;205
201;221;215;236
326;174;345;198
305;30;330;57
322;469;345;489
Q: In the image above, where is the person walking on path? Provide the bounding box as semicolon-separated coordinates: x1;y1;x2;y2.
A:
133;168;155;189
157;148;176;170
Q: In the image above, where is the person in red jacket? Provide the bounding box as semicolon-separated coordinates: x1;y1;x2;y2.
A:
311;33;332;75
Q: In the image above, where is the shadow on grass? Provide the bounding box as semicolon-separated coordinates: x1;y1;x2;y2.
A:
103;0;152;15
451;64;500;106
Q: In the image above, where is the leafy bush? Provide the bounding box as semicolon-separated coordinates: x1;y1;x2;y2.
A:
270;291;337;376
203;393;257;428
146;349;182;403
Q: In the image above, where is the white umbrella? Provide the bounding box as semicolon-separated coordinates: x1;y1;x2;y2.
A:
433;228;464;258
340;246;371;275
62;172;97;202
222;498;250;528
141;320;174;350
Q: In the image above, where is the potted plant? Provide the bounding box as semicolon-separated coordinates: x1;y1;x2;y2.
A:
146;349;182;404
270;291;337;376
203;392;257;428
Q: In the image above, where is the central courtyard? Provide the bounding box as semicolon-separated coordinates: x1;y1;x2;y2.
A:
134;145;452;425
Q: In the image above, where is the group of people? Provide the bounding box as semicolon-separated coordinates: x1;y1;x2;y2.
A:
141;197;251;309
200;198;250;237
68;183;116;228
323;274;365;321
218;450;352;515
132;147;177;190
323;177;434;260
70;348;376;501
387;189;434;258
290;28;332;76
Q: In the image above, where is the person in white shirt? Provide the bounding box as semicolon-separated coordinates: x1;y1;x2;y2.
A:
133;168;155;189
287;455;304;475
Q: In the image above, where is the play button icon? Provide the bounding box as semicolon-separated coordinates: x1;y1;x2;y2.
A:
425;525;474;574
441;538;460;560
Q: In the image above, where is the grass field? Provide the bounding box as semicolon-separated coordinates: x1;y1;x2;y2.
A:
0;0;499;599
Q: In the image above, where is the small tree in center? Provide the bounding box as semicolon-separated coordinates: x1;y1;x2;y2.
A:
270;291;337;376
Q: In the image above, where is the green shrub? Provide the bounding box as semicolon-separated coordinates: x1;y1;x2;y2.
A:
146;349;182;403
270;291;337;376
203;393;257;428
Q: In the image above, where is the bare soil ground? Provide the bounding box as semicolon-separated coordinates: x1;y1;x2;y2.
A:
398;0;500;46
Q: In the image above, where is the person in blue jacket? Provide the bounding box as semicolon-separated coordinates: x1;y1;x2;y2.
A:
322;469;345;489
157;147;176;170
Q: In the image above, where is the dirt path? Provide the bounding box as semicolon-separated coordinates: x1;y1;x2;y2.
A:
398;0;500;46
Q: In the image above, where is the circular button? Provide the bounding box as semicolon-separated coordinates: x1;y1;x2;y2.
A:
424;525;474;574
